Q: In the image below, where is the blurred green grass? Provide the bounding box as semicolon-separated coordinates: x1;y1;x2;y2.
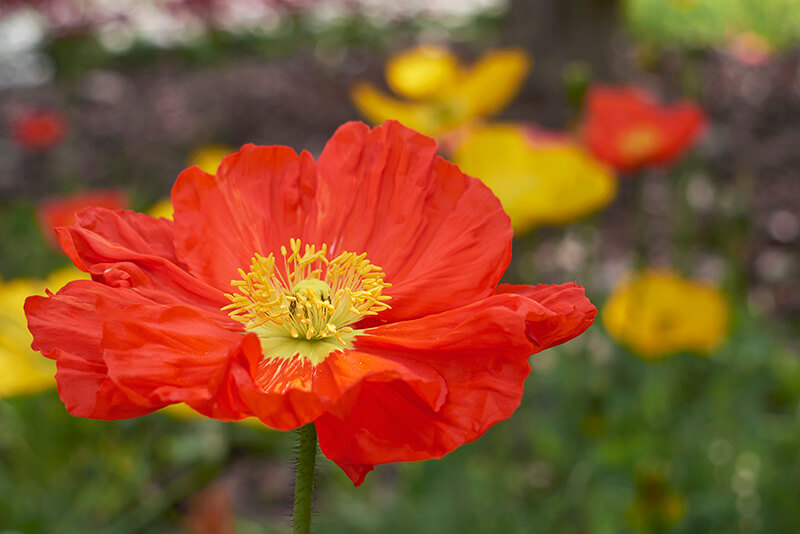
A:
2;297;797;533
626;0;800;48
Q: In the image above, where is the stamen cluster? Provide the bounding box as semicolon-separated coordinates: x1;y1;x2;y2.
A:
223;239;390;353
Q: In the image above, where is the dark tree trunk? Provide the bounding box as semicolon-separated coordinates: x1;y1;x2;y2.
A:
502;0;626;127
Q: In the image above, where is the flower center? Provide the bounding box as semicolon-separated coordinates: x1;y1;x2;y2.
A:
222;238;391;365
619;125;662;165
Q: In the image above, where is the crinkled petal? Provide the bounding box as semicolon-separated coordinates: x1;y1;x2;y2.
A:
312;121;512;322
316;288;595;485
172;147;317;292
172;121;511;323
496;282;598;349
241;349;446;431
58;208;230;320
25;281;157;418
72;206;178;262
97;297;262;418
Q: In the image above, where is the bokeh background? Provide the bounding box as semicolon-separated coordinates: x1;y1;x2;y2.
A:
1;0;799;532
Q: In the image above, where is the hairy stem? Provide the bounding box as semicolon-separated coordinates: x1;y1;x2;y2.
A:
293;423;318;534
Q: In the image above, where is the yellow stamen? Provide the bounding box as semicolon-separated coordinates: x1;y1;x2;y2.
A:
223;239;391;365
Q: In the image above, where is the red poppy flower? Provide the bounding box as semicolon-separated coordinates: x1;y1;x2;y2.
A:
11;110;69;151
37;190;129;249
25;121;595;485
582;85;706;173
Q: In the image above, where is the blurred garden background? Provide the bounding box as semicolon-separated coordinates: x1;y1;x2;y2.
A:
1;0;800;532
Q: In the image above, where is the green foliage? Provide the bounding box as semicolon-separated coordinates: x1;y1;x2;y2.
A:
2;300;795;532
0;202;69;280
625;0;800;48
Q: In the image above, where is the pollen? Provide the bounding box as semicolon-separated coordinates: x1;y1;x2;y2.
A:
222;238;391;364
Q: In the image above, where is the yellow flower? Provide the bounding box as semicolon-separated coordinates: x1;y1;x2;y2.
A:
351;45;531;138
0;267;85;397
603;269;728;359
148;198;174;220
452;123;617;233
188;145;235;175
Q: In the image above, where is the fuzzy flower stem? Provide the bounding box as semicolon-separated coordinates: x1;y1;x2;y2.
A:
293;423;318;534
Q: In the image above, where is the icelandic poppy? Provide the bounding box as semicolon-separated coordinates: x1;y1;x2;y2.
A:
351;45;531;138
11;109;69;151
37;189;129;249
582;85;706;173
603;269;728;360
25;121;595;485
452;123;617;233
0;267;85;397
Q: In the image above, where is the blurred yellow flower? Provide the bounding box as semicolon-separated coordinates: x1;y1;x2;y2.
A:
603;269;728;359
148;198;174;220
351;45;531;138
0;267;85;397
452;123;617;233
188;145;234;175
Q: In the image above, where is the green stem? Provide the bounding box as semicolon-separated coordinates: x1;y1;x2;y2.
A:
671;166;694;275
293;423;318;534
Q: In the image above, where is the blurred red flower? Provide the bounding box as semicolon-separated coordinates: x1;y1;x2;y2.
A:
37;190;129;249
25;121;595;485
11;110;69;151
582;86;706;173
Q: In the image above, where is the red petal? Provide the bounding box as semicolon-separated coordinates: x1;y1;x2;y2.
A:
172;123;510;321
315;289;594;485
312;121;512;321
97;297;261;418
57;208;230;320
239;349;446;431
583;85;705;172
73;206;178;262
25;281;157;419
653;104;706;166
172;147;317;291
333;463;374;487
496;282;598;349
